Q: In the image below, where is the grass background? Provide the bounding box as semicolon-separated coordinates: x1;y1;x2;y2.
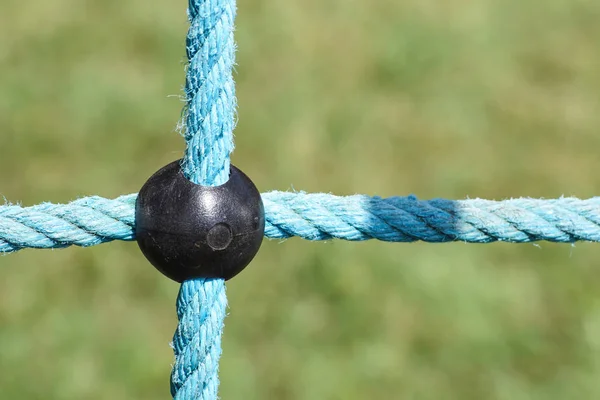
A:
1;0;600;398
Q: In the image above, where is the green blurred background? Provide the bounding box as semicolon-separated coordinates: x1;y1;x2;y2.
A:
1;0;600;399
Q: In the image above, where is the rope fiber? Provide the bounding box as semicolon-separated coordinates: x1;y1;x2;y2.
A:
2;193;600;254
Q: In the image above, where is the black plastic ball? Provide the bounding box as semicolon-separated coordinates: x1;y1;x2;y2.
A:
135;160;265;282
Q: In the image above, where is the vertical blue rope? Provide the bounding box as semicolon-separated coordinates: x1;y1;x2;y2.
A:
171;1;237;399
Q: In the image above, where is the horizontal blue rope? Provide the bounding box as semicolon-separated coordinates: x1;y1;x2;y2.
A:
1;192;600;253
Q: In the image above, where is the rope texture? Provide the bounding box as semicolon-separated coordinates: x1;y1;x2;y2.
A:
0;194;136;253
171;1;237;399
3;193;600;253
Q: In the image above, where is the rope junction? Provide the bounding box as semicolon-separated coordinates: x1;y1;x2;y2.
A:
2;0;597;399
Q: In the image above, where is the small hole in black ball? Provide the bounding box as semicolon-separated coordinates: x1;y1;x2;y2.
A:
207;223;233;251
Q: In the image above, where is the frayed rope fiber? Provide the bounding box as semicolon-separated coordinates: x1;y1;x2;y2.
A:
2;193;600;254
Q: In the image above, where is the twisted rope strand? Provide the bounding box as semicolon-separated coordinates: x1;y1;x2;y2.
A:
182;0;236;187
171;279;227;400
2;193;600;253
0;194;136;252
172;0;237;399
263;193;600;242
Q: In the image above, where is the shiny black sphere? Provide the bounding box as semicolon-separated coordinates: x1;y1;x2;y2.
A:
135;160;264;282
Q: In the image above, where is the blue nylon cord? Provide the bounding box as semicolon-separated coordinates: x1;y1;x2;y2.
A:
170;0;237;399
3;194;600;252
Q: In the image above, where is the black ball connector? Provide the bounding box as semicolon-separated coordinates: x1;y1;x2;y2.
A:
135;160;265;282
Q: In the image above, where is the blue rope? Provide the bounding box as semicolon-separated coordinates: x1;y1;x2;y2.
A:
181;0;236;187
263;193;600;243
3;194;600;252
171;0;237;399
